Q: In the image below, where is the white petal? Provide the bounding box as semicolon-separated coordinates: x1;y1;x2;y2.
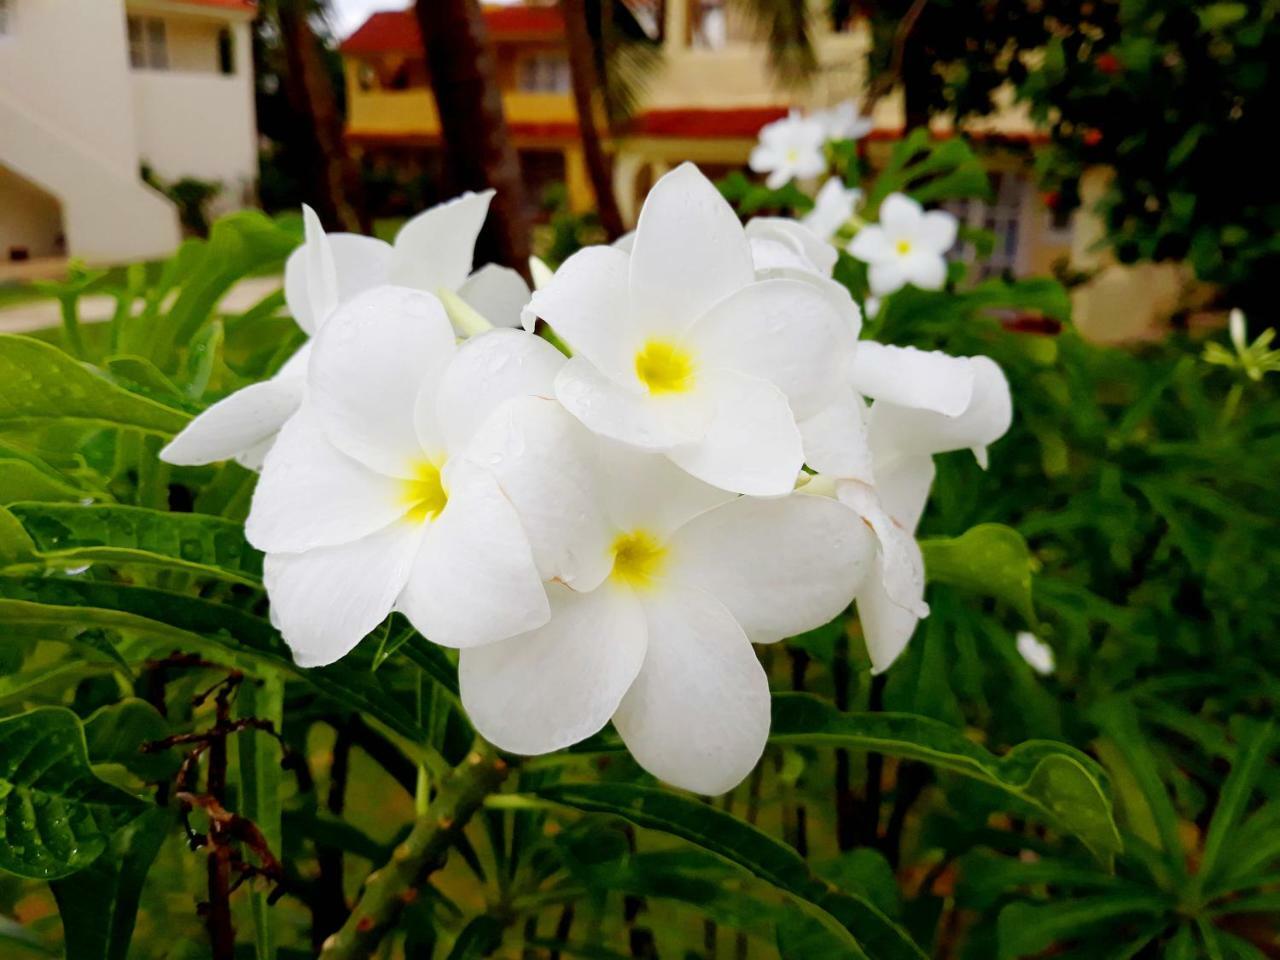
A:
465;396;614;590
628;163;755;338
868;356;1011;465
850;343;975;417
594;440;735;538
613;585;770;795
457;264;531;329
1016;632;1055;676
284;205;338;335
919;210;959;253
837;480;929;618
847;225;893;264
460;583;647;754
309;285;456;476
436;328;565;455
798;388;874;482
878;193;923;237
397;460;549;648
802;178;859;241
868;260;908;297
670;493;875;643
390;190;494;292
904;250;948;290
555;355;713;450
686;278;850;419
871;454;936;533
857;555;922;675
245;408;408;553
264;522;422;668
746;217;838;276
665;369;802;496
525;245;632;378
161;378;303;466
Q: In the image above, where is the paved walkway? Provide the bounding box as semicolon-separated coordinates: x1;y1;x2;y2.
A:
0;276;284;335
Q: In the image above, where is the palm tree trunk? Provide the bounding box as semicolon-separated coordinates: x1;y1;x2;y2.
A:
562;0;625;239
415;0;531;275
276;1;367;233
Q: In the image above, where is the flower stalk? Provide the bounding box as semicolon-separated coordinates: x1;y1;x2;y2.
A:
318;742;511;960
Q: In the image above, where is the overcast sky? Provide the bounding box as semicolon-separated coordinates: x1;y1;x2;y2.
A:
327;0;520;39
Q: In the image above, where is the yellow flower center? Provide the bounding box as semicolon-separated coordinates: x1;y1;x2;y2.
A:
610;530;667;589
895;239;913;256
401;461;448;524
785;147;800;164
634;340;695;395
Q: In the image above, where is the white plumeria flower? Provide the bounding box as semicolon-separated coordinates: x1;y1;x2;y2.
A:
802;177;862;243
457;437;877;795
802;343;1012;672
524;163;853;496
748;111;828;189
745;217;839;278
1016;632;1055;676
847;193;958;297
161;192;529;470
245;285;565;667
811;100;874;142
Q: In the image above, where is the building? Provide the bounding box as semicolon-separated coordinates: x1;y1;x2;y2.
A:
0;0;258;265
338;1;1078;283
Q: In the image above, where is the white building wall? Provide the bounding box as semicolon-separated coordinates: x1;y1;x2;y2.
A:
132;20;259;214
0;0;258;264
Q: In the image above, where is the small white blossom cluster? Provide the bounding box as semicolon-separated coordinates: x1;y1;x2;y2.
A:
163;164;1010;795
747;103;961;308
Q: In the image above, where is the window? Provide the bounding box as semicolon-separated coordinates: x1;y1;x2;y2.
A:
128;15;168;70
217;27;234;75
944;171;1031;279
518;53;571;93
0;0;12;36
692;0;727;49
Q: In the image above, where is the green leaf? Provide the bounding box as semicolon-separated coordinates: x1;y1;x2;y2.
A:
49;806;173;960
533;782;921;959
0;504;37;565
444;915;505;960
1198;721;1275;892
239;675;284;960
0;707;148;879
0;582;428;746
920;523;1038;626
770;694;1121;865
0;458;89;504
7;502;262;584
0;916;56;956
995;893;1170;960
0;335;189;436
83;699;178;783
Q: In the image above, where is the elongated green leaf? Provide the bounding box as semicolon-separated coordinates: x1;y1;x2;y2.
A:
770;694;1121;865
0;459;89;504
50;806;173;960
0;504;36;564
444;915;505;960
0;581;427;745
1199;721;1275;892
83;699;178;783
239;675;284;960
0;916;56;956
7;502;262;583
0;707;148;879
996;893;1171;960
533;782;920;959
921;523;1037;625
0;335;189;436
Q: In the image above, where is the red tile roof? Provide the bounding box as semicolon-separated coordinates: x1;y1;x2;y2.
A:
629;107;789;139
341;6;565;55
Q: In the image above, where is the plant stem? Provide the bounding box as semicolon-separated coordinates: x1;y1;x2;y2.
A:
58;294;86;360
317;742;510;960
